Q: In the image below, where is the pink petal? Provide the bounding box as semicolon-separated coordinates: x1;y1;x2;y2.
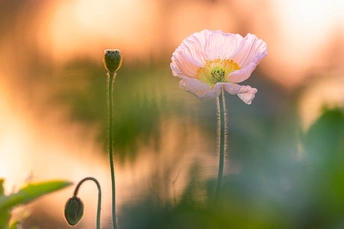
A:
224;84;258;104
170;55;199;78
179;77;222;100
201;30;244;60
178;39;206;66
171;32;211;78
227;62;257;83
231;33;268;68
171;30;267;103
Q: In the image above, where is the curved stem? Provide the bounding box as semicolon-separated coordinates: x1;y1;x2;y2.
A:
74;177;102;229
107;71;118;229
214;88;227;204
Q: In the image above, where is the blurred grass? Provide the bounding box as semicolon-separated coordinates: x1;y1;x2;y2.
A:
116;105;344;229
7;55;344;228
45;59;185;162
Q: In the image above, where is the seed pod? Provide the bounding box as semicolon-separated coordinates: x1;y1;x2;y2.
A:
64;196;84;226
103;49;122;73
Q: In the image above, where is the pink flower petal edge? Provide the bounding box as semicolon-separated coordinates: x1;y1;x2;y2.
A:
224;84;258;105
170;29;267;104
179;78;257;104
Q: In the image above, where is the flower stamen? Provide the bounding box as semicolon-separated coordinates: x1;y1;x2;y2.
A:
211;66;226;83
196;58;240;87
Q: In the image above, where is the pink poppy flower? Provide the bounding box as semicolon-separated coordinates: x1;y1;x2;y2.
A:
170;30;267;104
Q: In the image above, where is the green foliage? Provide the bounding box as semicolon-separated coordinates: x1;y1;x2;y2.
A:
304;107;344;156
5;54;342;228
299;107;344;228
117;107;344;229
0;180;72;229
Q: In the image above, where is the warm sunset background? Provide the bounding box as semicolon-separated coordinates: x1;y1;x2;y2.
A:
0;0;343;229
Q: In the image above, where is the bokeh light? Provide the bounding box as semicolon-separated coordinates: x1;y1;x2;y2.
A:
0;0;343;228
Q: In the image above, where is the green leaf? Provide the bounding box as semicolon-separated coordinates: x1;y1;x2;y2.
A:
304;107;344;155
0;179;5;196
0;179;10;229
9;220;18;229
0;209;11;229
0;180;72;212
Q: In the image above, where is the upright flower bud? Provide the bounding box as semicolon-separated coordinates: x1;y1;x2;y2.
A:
103;49;122;73
64;196;84;226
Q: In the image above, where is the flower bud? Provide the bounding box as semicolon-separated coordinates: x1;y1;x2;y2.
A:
64;196;84;226
103;49;122;73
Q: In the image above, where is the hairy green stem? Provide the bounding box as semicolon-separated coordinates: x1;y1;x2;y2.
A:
74;177;102;229
214;88;227;204
107;71;118;229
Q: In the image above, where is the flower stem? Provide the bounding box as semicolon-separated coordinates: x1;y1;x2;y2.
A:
107;71;118;229
214;87;227;204
73;177;102;229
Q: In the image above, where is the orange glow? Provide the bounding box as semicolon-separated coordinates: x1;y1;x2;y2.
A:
299;72;344;130
1;0;344;226
37;0;160;63
30;0;344;89
0;83;216;224
262;0;344;88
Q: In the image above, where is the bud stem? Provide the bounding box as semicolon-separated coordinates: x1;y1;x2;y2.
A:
73;177;102;229
107;71;118;229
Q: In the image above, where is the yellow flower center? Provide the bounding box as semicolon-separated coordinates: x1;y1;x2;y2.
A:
196;58;240;87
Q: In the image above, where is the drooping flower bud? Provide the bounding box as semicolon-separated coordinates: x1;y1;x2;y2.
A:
64;196;84;226
103;49;122;73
